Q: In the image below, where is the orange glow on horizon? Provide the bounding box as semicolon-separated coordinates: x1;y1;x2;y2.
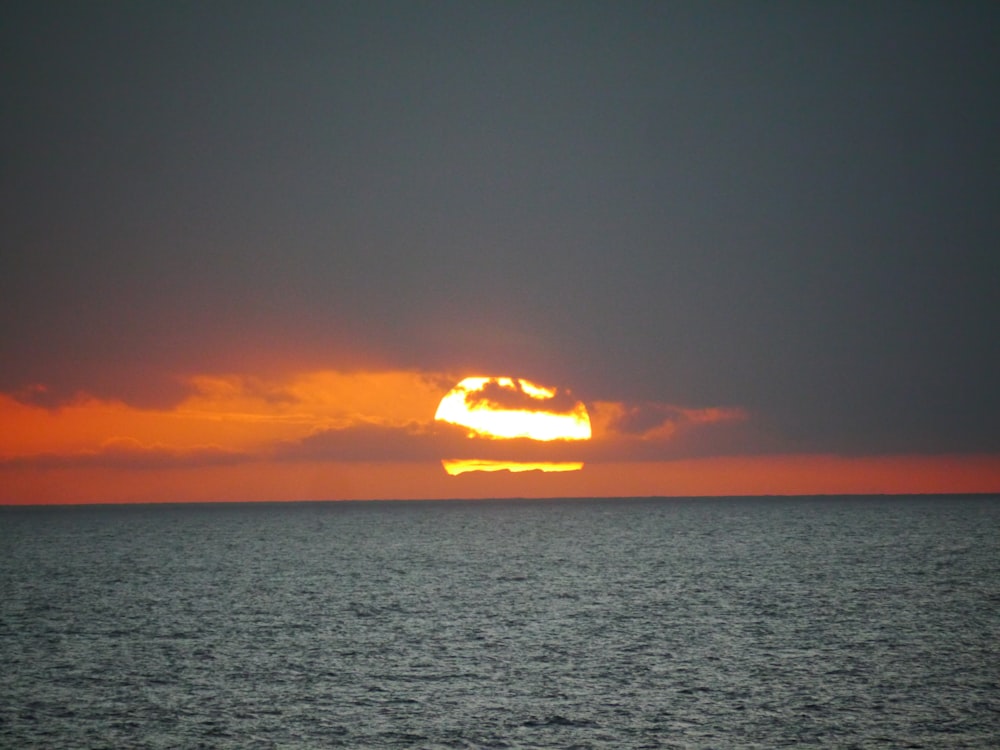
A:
2;367;999;504
0;370;446;463
2;454;998;506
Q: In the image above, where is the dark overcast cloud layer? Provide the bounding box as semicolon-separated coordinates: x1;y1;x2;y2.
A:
2;2;998;455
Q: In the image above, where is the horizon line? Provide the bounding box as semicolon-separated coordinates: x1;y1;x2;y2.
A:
3;491;997;509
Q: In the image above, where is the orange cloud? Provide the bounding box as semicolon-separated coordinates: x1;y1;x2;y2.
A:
2;369;999;505
0;369;449;463
176;370;447;430
0;373;777;473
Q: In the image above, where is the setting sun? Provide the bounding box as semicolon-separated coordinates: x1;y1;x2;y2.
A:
441;459;585;476
434;376;591;473
435;377;591;440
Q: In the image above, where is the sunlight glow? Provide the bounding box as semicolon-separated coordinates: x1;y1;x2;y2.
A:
435;376;591;475
434;376;591;441
442;459;585;475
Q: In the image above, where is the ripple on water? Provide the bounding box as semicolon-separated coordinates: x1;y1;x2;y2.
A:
1;496;998;748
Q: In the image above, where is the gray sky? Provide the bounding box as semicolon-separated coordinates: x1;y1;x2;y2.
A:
3;1;998;457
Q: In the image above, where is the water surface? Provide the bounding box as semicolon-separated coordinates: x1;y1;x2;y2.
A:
2;495;998;748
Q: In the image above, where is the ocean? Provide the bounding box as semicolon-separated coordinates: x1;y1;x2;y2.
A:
1;495;998;748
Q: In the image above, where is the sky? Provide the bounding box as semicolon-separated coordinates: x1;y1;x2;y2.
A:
2;1;999;503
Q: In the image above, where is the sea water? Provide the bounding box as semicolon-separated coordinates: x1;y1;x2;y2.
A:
1;495;998;748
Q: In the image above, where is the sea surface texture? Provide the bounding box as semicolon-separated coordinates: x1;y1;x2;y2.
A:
2;496;998;748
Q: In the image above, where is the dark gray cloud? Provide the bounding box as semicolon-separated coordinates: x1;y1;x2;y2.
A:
463;379;581;415
2;3;997;454
606;403;690;438
274;420;590;464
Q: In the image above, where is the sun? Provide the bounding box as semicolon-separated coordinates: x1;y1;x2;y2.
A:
434;376;591;474
441;459;585;476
